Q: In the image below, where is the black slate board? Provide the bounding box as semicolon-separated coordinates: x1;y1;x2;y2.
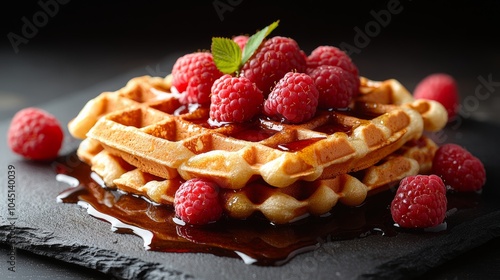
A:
1;67;500;280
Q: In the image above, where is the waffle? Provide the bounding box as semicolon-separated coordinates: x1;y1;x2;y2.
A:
68;75;174;140
77;135;437;224
69;76;446;190
68;74;446;224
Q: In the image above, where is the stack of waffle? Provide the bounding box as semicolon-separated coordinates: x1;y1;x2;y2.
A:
68;75;447;224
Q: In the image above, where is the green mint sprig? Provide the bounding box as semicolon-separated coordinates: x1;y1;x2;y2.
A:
211;37;242;74
211;20;279;75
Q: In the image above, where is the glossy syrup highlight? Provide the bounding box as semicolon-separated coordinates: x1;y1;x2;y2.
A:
53;152;460;266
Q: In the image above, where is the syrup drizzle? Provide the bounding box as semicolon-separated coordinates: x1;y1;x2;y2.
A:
53;152;477;266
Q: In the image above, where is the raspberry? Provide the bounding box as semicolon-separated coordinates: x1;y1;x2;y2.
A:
308;65;359;109
306;46;359;79
240;36;307;96
174;178;223;225
413;73;459;121
232;35;249;50
432;143;486;192
209;74;264;123
390;175;447;229
171;52;223;105
263;72;319;123
7;107;64;161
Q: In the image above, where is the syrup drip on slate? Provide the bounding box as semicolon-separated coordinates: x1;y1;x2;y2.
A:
52;152;478;266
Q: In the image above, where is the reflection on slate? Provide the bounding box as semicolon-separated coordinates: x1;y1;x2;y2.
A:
1;118;500;279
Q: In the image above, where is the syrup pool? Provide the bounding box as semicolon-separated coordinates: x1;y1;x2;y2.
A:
52;151;474;266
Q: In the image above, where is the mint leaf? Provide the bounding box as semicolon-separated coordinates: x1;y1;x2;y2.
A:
241;20;280;67
211;20;280;75
211;37;241;74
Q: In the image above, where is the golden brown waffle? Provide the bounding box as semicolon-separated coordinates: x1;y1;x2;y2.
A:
70;76;447;190
68;75;174;139
78;135;438;224
68;74;446;224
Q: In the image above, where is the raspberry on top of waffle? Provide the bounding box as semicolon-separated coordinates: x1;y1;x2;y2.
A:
68;21;448;224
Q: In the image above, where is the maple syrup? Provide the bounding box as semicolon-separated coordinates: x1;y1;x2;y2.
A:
52;151;477;266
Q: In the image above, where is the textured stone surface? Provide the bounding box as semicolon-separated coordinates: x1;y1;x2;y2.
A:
1;69;500;279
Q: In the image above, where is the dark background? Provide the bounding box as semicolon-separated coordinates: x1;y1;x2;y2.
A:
1;1;500;279
2;0;499;48
1;0;499;120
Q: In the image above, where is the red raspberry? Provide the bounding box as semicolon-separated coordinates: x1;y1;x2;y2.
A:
432;143;486;192
209;74;264;123
306;46;359;79
308;65;359;109
7;107;64;161
233;35;249;50
174;178;223;225
171;52;223;105
240;36;307;96
390;175;447;229
263;72;319;123
413;73;459;121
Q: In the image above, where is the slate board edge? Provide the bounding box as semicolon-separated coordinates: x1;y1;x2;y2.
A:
0;225;194;280
2;207;500;280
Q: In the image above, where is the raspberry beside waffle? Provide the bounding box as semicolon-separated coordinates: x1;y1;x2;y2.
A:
68;75;446;224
